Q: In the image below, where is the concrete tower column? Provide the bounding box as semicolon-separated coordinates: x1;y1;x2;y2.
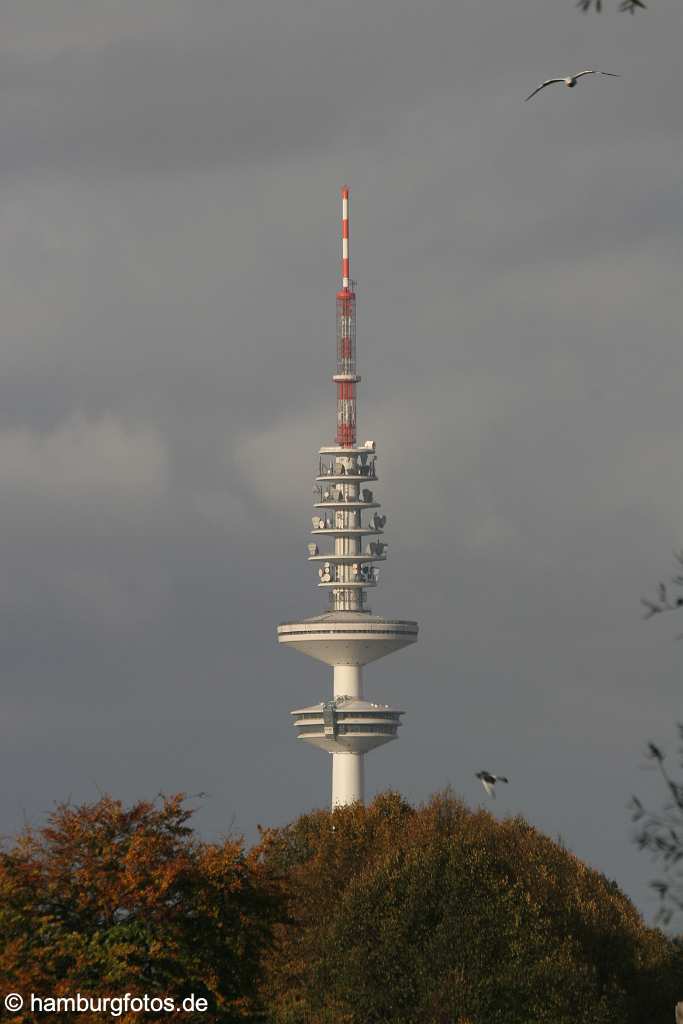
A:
332;752;364;806
334;664;362;698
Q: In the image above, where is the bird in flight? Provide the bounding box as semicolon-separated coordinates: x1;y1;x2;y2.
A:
476;771;509;798
525;70;620;102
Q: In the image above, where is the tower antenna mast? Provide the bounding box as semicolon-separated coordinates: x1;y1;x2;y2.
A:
335;186;358;448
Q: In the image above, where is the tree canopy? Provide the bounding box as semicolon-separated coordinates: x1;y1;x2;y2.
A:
0;789;679;1023
0;794;282;1023
259;790;681;1024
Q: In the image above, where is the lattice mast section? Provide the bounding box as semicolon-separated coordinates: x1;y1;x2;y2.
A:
336;186;357;447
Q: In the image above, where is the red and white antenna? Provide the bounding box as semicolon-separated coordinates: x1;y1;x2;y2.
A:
341;185;350;288
335;186;359;447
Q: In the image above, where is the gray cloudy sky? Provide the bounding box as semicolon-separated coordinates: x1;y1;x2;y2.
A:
1;0;682;922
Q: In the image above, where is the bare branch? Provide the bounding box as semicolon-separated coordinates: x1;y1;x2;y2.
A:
641;597;663;619
632;726;683;921
577;0;646;11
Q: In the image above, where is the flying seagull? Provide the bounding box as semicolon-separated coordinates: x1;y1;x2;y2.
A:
525;70;620;102
476;771;509;798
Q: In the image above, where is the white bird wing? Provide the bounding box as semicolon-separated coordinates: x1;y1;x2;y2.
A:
481;778;495;798
524;79;565;102
575;70;620;80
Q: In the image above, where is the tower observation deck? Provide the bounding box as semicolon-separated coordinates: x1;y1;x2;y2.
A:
277;187;418;807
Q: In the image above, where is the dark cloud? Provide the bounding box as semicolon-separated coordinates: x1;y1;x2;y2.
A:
0;0;472;181
0;0;674;184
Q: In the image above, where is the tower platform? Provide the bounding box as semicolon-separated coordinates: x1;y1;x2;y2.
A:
291;695;404;753
277;611;418;666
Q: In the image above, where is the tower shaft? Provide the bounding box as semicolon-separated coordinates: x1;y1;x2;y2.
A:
277;186;418;808
332;752;364;806
334;664;362;698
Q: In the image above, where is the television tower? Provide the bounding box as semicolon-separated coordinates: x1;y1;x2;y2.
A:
277;187;418;807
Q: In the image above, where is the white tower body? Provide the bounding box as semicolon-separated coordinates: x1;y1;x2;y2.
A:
277;188;418;807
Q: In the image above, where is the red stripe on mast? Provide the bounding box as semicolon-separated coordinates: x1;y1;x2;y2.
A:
335;186;357;447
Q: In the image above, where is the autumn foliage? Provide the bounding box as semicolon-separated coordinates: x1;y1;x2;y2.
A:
258;791;682;1024
0;789;680;1024
0;794;280;1023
